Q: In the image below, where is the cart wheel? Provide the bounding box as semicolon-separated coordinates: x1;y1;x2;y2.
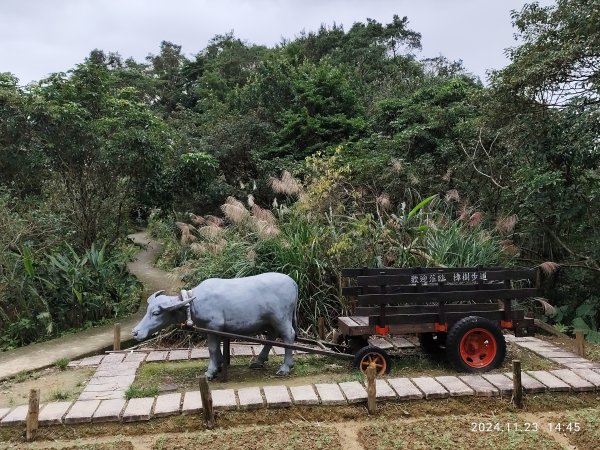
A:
347;336;369;353
353;346;392;375
446;316;506;373
418;332;446;354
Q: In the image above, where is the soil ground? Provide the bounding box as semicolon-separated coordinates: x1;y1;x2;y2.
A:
0;367;94;408
1;395;598;450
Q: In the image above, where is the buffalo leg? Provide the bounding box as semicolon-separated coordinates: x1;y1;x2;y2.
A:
206;334;222;380
276;324;295;376
221;338;230;381
249;333;274;369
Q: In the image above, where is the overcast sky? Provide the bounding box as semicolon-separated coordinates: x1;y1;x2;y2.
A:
1;0;554;85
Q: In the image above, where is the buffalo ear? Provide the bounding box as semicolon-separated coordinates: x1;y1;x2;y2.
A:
157;295;195;312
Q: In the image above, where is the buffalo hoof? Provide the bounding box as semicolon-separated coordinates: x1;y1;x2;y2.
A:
205;372;217;381
275;369;291;377
249;361;265;369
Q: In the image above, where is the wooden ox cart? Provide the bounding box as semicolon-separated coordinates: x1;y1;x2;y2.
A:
338;266;539;375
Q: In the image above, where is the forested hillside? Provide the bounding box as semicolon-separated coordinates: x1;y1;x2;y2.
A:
1;0;598;348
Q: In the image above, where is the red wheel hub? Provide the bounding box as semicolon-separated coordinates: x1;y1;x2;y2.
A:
459;327;497;368
360;353;387;376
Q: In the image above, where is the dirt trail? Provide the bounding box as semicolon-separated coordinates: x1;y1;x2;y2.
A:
332;421;366;450
521;412;577;450
0;231;179;381
127;231;181;296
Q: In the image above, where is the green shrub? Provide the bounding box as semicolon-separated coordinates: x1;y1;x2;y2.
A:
160;162;512;335
0;190;142;349
50;390;70;401
54;357;71;370
425;221;509;267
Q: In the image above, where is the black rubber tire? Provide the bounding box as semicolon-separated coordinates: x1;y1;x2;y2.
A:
347;336;369;353
418;332;447;354
445;316;506;373
352;345;392;375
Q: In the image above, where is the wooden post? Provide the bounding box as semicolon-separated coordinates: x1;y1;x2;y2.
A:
26;388;40;441
575;331;586;358
366;362;377;415
198;376;215;429
317;317;325;340
512;360;523;409
113;323;121;351
221;338;230;382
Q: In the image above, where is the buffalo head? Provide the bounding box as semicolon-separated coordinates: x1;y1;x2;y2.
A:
131;290;194;341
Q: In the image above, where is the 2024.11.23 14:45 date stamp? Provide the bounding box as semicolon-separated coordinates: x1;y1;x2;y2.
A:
471;422;581;433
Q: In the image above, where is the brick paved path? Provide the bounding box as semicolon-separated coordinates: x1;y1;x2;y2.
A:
3;336;600;427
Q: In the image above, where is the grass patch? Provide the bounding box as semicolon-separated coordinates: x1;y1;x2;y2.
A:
50;390;70;401
550;406;600;449
130;342;559;393
125;385;159;399
151;423;341;450
54;357;71;371
586;341;600;362
358;414;563;450
131;355;354;393
390;342;558;379
11;370;40;384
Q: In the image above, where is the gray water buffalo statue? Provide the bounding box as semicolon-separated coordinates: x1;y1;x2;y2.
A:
132;272;298;380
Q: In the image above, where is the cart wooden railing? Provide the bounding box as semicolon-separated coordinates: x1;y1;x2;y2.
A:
339;266;539;337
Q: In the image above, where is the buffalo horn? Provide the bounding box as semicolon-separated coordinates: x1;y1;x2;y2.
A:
148;290;166;303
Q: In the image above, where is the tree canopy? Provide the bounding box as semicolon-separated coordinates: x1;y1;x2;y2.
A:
1;4;599;347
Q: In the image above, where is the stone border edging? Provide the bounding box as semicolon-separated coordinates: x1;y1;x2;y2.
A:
4;336;600;427
2;366;600;426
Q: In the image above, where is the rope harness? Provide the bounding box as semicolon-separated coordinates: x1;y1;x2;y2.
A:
178;289;195;327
